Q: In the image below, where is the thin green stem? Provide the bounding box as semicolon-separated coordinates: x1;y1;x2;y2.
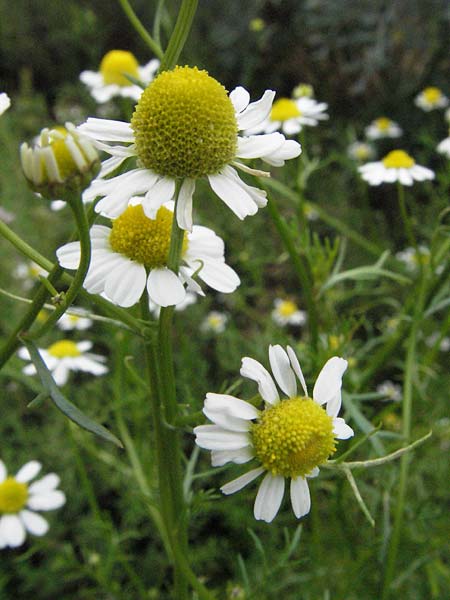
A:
159;0;199;71
117;0;164;59
397;183;417;252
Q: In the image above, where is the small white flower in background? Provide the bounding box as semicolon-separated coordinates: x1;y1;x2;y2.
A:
376;380;402;402
149;291;197;318
347;141;375;162
271;299;306;327
304;202;319;221
57;200;240;309
18;340;108;386
80;49;160;104
364;117;402;140
292;83;314;99
79;66;301;231
0;206;15;223
0;459;65;549
437;133;450;159
415;86;449;112
194;345;354;523
425;333;450;352
57;311;93;331
395;245;430;271
14;261;48;290
358;150;434;186
0;93;11;116
201;311;228;334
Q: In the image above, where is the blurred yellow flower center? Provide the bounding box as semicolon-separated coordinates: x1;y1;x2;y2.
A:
382;150;415;169
48;340;81;358
355;145;371;160
270;98;301;122
100;50;139;86
131;66;238;178
109;205;187;268
252;397;336;478
0;478;28;514
293;84;314;99
423;87;442;104
278;300;298;317
375;117;391;131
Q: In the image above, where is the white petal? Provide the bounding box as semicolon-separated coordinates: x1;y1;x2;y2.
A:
398;168;413;186
28;474;60;495
208;168;259;220
16;461;41;483
27;490;66;511
286;346;308;396
147;268;186;307
211;447;254;467
290;477;311;518
57;241;81;270
194;425;250;451
230;86;250;113
220;467;264;495
313;357;348;415
237;90;276;131
52;363;70;386
186;225;224;260
0;460;6;482
332;417;354;439
237;132;285;159
176;178;195;232
262;139;301;166
205;393;259;420
75;356;108;377
0;515;26;547
104;259;146;307
78;118;135;143
269;345;297;397
20;510;49;536
17;347;31;361
254;473;285;522
196;260;240;293
240;357;279;404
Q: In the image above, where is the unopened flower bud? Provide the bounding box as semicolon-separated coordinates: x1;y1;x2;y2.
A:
293;83;314;99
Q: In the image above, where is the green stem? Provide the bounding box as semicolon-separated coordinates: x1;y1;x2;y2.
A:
117;0;164;59
159;0;199;71
397;183;417;252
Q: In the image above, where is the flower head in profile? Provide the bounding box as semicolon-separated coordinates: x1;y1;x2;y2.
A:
18;340;108;386
0;93;11;116
248;95;328;136
437;131;450;159
347;141;375;162
0;459;65;549
201;311;228;334
364;117;402;140
79;66;301;231
415;87;449;112
376;380;402;402
57;200;240;308
194;345;354;522
271;298;306;327
57;310;93;331
80;50;160;104
358;150;434;186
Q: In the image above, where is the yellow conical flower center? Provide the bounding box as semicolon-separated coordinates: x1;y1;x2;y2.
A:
99;50;139;86
131;66;238;178
278;300;298;317
375;117;391;131
252;397;336;478
423;87;442;104
270;98;301;122
48;340;81;358
355;145;371;160
109;205;187;268
382;150;415;169
0;478;28;513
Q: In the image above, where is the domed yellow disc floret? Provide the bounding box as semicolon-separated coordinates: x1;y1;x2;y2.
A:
100;50;139;87
252;397;336;478
375;117;391;131
131;66;238;178
48;340;81;358
382;150;415;169
270;98;301;122
0;477;28;513
278;300;298;317
423;87;442;104
109;205;187;268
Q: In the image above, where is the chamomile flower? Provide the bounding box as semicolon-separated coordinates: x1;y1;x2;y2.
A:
437;132;450;158
14;261;48;290
271;299;306;327
80;50;160;104
18;341;108;386
0;460;65;549
201;311;228;334
395;245;430;270
425;333;450;352
358;150;434;186
415;86;449;112
364;117;402;140
57;311;93;331
0;93;11;115
194;345;354;523
347;141;375;162
79;66;301;231
376;380;402;402
57;200;240;309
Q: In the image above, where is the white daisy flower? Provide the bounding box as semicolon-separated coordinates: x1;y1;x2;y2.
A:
57;200;240;309
395;245;430;271
14;261;48;290
292;83;314;99
0;93;11;116
57;311;93;331
78;66;301;231
271;299;306;327
194;345;354;523
415;87;449;112
201;311;228;334
80;50;160;104
376;380;402;402
0;459;65;549
437;134;450;158
364;117;402;140
18;340;108;386
247;96;329;136
358;150;434;186
425;333;450;352
347;141;375;162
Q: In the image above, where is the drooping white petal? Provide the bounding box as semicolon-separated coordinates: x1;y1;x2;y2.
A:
51;363;70;386
83;251;126;295
236;90;275;131
205;393;260;420
20;510;49;536
78;118;135;143
194;425;251;451
176;178;195;231
262;139;302;166
211;447;254;467
240;357;279;405
230;86;250;114
147;268;186;307
196;260;240;293
75;356;109;377
208;167;259;220
56;241;82;270
237;132;285;159
220;467;264;495
104;259;146;307
253;473;285;522
290;476;311;518
186;225;224;261
28;474;60;495
313;357;348;414
16;461;41;483
286;346;308;396
0;515;26;547
269;345;297;397
27;490;66;511
332;417;354;439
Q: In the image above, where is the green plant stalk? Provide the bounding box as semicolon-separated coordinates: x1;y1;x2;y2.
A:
397;183;417;252
159;0;199;71
117;0;164;59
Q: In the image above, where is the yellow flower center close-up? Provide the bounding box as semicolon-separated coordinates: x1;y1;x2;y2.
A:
48;340;82;358
422;87;442;105
278;300;298;317
0;477;28;514
382;150;415;169
99;50;139;87
131;66;238;178
252;397;336;478
375;117;391;131
270;98;301;122
109;205;187;268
